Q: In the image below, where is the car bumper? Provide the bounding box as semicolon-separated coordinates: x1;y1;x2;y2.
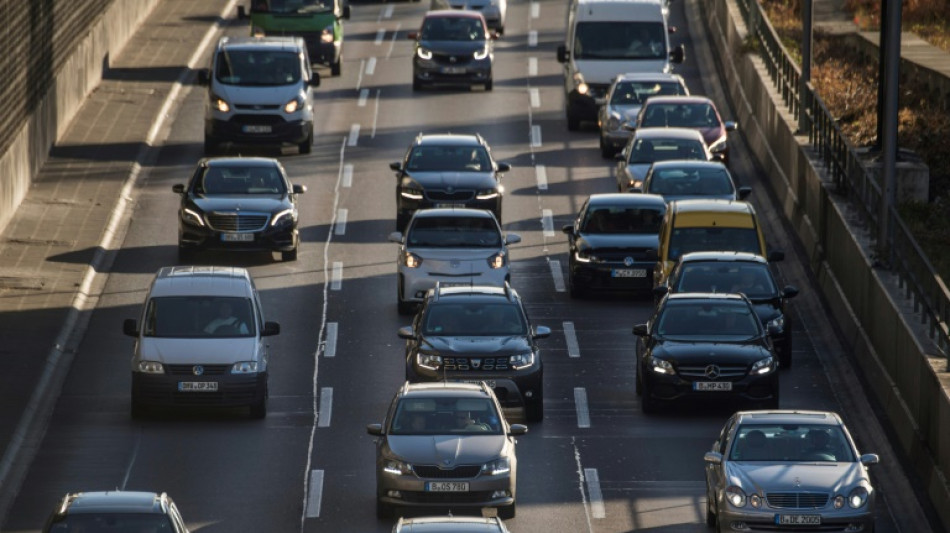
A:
414;63;492;85
570;259;654;292
407;368;541;411
131;372;267;409
206;117;312;145
717;505;874;532
645;371;778;404
179;221;298;253
308;38;340;66
378;472;514;510
400;268;509;303
601;129;632;150
398;196;501;220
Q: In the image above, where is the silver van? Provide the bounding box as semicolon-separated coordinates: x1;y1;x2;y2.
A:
123;266;280;419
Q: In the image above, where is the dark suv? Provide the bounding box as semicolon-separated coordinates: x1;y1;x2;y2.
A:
398;283;550;422
43;491;189;532
390;133;510;229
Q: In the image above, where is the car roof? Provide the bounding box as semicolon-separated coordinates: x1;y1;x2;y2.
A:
665;292;749;302
586;193;667;208
425;9;487;19
633;127;706;141
149;266;255;299
678;251;768;264
414;133;483;146
216;35;305;52
396;516;505;532
202;157;281;168
412;208;496;219
670;199;754;214
734;410;843;426
642;95;716;106
614;72;686;84
57;491;168;515
401;382;493;398
649;160;728;172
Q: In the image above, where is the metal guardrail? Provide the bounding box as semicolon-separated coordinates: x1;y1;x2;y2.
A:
734;0;950;361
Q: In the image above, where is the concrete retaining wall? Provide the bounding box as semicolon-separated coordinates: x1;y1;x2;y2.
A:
0;0;161;233
705;0;950;529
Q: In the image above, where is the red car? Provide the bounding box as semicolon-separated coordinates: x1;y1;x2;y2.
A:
632;95;737;165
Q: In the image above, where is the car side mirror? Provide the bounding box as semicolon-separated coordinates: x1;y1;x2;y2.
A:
632;324;649;336
407;31;419;40
724;121;738;132
342;5;351;19
490;31;500;40
497;162;511;173
397;326;415;339
670;44;685;64
737;186;752;200
614;152;626;161
768;250;785;262
367;423;384;436
533;326;551;339
390;162;403;172
704;451;723;465
710;153;725;163
388;231;404;244
197;68;210;86
509;424;528;435
767;322;782;335
505;233;521;245
172;184;185;194
621;123;637;132
123;318;139;337
293;184;307;194
556;45;567;63
310;72;321;87
860;453;879;465
561;224;574;236
262;321;281;336
782;285;799;299
653;285;669;297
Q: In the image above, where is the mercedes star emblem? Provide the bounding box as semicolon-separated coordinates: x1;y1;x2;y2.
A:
193;365;205;376
450;260;461;268
471;358;482;369
704;365;720;379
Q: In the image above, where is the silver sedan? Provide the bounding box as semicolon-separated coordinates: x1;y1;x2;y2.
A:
598;72;689;158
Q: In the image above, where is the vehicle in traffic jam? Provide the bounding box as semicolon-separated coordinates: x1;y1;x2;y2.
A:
704;410;879;533
42;491;190;533
393;515;511;532
367;381;526;519
431;0;508;34
409;10;497;91
637;160;751;202
632;95;737;165
562;193;666;298
615;127;716;192
598;72;690;158
633;292;780;413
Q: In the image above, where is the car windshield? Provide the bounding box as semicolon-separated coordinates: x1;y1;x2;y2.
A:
610;81;687;105
407;216;502;247
420;16;486;41
196;166;287;195
640;103;721;128
423;302;527;336
573;21;666;60
47;513;174;532
730;424;856;462
655;300;760;340
668;227;761;261
581;206;664;234
390;397;503;435
648;167;734;197
674;262;777;299
251;0;334;14
143;296;256;338
215;50;300;86
406;145;492;172
628;138;707;165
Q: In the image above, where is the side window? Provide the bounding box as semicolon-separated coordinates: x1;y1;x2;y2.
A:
718;417;736;454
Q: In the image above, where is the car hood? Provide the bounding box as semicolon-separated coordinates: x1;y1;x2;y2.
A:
421;335;531;354
190;195;291;213
214;83;303;106
419;40;489;55
697;126;725;145
573;59;670;85
577;233;658;251
727;461;867;495
652;340;771;364
606;104;644;123
387;435;506;467
625;163;651;182
750;302;781;324
657;192;737;203
139;337;258;364
404;171;497;189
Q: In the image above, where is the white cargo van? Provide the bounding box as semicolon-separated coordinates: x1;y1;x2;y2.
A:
556;0;684;131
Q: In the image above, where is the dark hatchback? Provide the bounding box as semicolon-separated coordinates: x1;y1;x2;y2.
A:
410;10;496;91
43;491;189;532
390;133;509;229
656;251;799;368
399;284;550;422
174;157;306;262
633;293;780;413
562;193;667;298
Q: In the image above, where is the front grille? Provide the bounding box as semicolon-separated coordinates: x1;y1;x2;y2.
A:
443;357;509;371
207;213;269;232
766;492;829;509
433;52;475;65
677;364;747;379
426;190;475;201
413;465;482;478
230;114;286;126
401;491;496;504
233;103;280;110
594;249;655;262
165;364;230;376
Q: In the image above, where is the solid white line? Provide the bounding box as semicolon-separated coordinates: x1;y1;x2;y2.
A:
564;321;580;358
575;387;591;428
331;262;343;290
324;322;338;358
549;259;566;292
383;4;394;18
541;209;554;236
342;164;353;188
306;470;325;518
531;125;542;147
372;89;381;138
535;165;548;190
375;29;385;45
529;87;540;108
386;23;402;59
528;31;538;47
318;387;333;427
358;88;369;107
366;56;377;75
584;468;606;518
335;208;348;235
528;57;538;76
531;1;540;18
348;124;360;146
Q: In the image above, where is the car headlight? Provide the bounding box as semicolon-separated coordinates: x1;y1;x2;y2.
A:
708;135;728;153
509;351;535;370
725;486;747;508
487;251;506;269
650;358;675;375
749;493;762;509
210;93;230;113
577;82;589;95
628;178;644;189
402;252;423;268
847;486;869;508
320;25;334;43
182;207;205;227
284;96;304;114
400;187;424;200
473;45;490;60
574;250;599;263
417;47;433;60
475;188;499;200
383;459;413;476
231;361;260;374
750;356;776;375
766;315;785;332
482;457;510;476
607;113;621;131
417;353;442;370
270;208;296;226
137;361;165;374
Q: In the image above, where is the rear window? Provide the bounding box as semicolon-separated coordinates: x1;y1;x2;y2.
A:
668;227;760;261
628;138;707;165
674;262;777;299
406;145;491;172
647;166;733;196
610;80;687;105
641;102;720;128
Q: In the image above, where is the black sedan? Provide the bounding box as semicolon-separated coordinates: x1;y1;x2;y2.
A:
562;193;666;298
174;157;306;262
409;10;496;91
633;293;780;413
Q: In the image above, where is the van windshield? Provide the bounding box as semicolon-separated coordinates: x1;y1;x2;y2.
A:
668;227;760;261
574;21;666;60
215;50;301;86
251;0;334;14
143;296;256;338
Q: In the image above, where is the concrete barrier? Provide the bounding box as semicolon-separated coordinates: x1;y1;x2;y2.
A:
704;0;950;530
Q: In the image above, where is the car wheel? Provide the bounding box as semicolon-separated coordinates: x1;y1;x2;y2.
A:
396;213;410;231
331;56;342;76
484;78;493;91
203;136;219;155
641;377;658;414
525;396;543;423
397;278;414;315
706;492;717;527
568;274;583;299
282;247;298;262
498;502;516;520
599;135;614;159
299;126;313;154
778;343;792;369
567;114;580;132
635;367;643;396
249;397;267;419
376;499;393;520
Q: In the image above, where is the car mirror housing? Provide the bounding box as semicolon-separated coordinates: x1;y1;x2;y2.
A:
505;233;521;245
367;423;384;436
388;231;404;244
309;72;320;88
292;184;307;194
509;424;528;436
704;451;723;464
342;5;351;19
172;184;185;194
653;285;669;297
123;318;138;337
197;68;210;86
724;121;738;132
783;285;799;299
860;453;880;465
768;250;785;262
497;162;511;173
390;162;403;172
262;321;281;337
556;45;567;63
533;326;551;339
562;224;574;235
670;44;686;64
632;324;649;336
737;186;752;200
397;326;415;339
407;31;419;40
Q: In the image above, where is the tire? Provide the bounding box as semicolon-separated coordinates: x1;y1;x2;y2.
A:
525;395;543;423
397;278;414;315
178;245;195;264
600;135;612;159
567;115;580;132
331;57;342;76
635;367;643;396
249;398;267;419
497;502;516;520
396;213;410;231
282;247;298;262
568;274;583;299
778;342;792;369
484;79;493;91
705;493;717;527
298;126;313;154
376;499;393;520
412;78;423;91
641;377;658;414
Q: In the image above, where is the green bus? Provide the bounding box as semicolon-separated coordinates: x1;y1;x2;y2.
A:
240;0;351;76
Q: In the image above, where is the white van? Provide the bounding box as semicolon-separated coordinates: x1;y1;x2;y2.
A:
199;36;320;154
556;0;684;131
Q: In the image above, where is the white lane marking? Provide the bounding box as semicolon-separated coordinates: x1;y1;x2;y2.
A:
584;468;606;518
358;88;369;107
529;87;540;108
564;321;580;358
375;29;385;45
331;262;343;290
528;57;537;76
549;259;566;292
342;164;353;188
318;387;333;427
335;209;348;235
372;89;381;138
324;322;338;358
528;31;538;47
306;470;325;517
531;1;540;18
348;124;360;146
366;56;377;75
386;23;402;59
541;209;554;236
574;387;591;428
571;440;596;532
531;125;542;147
535;165;548;191
383;4;394;18
356;59;364;91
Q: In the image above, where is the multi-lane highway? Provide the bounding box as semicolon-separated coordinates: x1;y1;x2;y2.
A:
0;0;930;531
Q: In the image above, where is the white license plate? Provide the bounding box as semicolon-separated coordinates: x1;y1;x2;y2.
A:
465;379;496;388
441;67;466;74
222;233;254;242
612;269;646;278
426;481;469;492
694;381;732;391
777;514;821;525
242;125;272;133
178;381;218;392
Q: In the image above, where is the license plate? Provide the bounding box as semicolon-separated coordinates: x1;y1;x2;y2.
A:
426;481;469;492
694;381;732;391
441;67;466;74
612;269;646;278
222;233;254;242
179;381;218;392
777;514;821;525
465;379;496;388
242;125;272;133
